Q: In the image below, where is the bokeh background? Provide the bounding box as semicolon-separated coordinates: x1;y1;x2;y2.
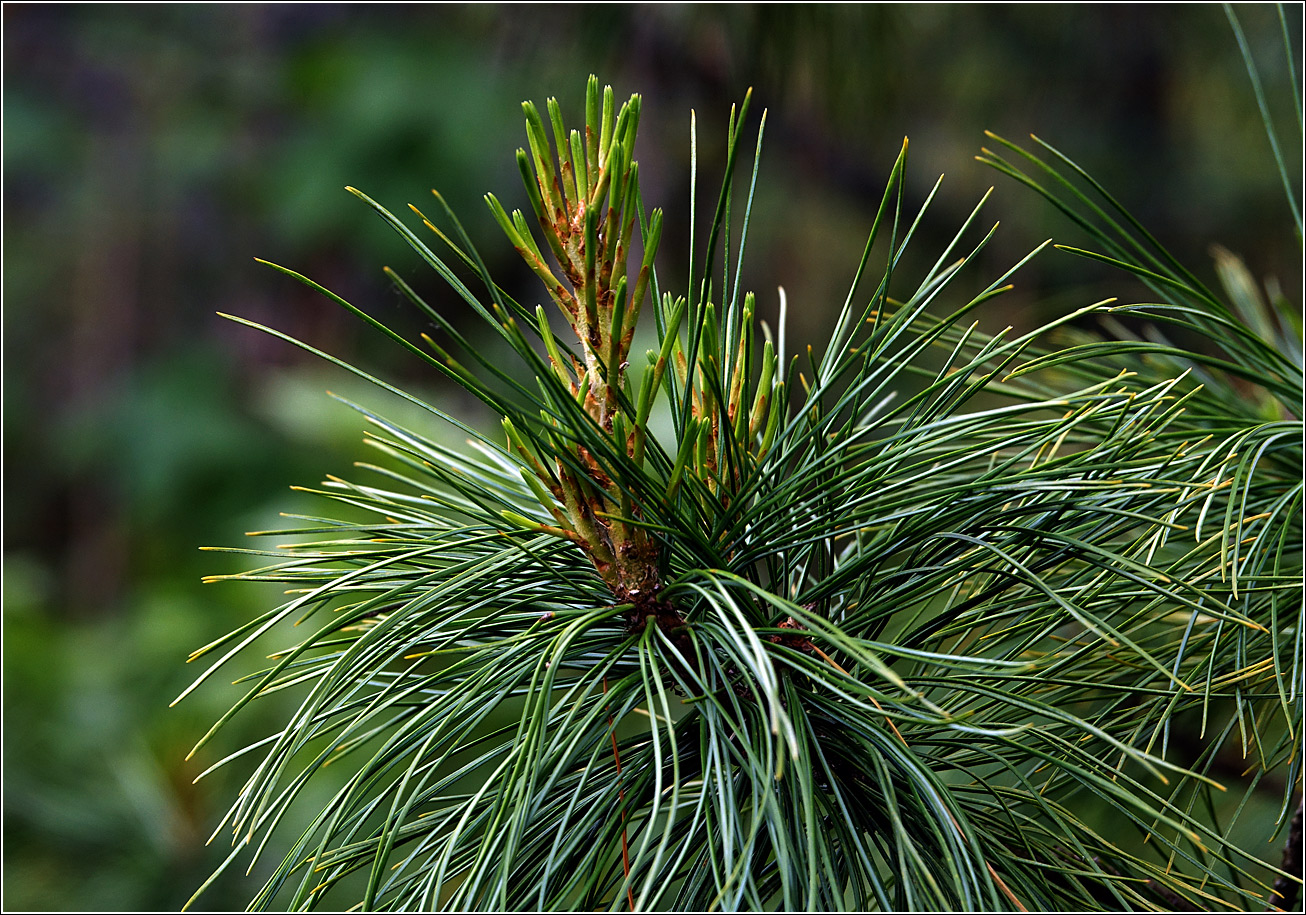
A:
4;4;1301;911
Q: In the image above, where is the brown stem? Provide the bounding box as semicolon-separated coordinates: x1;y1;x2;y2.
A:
604;676;636;910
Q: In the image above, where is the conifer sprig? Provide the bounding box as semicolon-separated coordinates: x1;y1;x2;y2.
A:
185;54;1300;911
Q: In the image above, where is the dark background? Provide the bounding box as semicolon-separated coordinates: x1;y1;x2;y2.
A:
4;4;1301;910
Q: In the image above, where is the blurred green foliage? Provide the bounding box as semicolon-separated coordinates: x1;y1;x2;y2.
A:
3;4;1299;911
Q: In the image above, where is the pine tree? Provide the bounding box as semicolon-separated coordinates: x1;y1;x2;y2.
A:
181;13;1301;910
